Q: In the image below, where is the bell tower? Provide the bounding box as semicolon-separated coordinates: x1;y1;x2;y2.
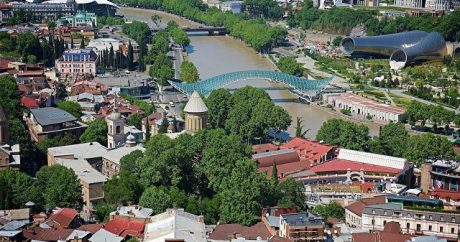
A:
106;98;125;149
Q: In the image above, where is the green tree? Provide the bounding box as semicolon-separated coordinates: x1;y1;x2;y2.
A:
219;159;270;226
170;27;190;47
35;165;83;210
180;61;199;83
276;178;306;211
139;186;172;215
150;53;173;86
277;56;303;76
127;113;144;130
312;202;344;220
370;123;408;157
332;36;343;46
316;119;369;150
93;203;115;222
0;169;39;210
57;101;82;118
127;41;134;71
80;36;85;49
36;135;77;155
158;116;169;134
295;117;309;138
404;134;455;166
206;89;233;129
79;118;108;145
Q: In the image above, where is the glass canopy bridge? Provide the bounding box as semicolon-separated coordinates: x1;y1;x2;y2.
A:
168;70;334;102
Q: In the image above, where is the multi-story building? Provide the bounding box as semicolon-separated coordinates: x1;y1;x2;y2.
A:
279;212;325;241
361;203;460;240
55;49;97;79
57;11;97;28
220;1;243;13
27;107;87;141
54;157;106;215
0;4;12;23
323;93;405;123
10;1;76;21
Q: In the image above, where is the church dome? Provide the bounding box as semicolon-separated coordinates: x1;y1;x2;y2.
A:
107;109;121;121
184;91;208;113
126;133;136;145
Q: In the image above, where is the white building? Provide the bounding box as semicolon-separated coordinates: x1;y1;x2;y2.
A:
87;38;122;55
144;209;206;242
220;1;243;13
362;203;460;240
323;93;405;123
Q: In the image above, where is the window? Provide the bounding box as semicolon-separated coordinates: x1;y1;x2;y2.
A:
440;226;443;233
451;228;455;234
428;225;432;231
372;219;375;225
451;217;456;223
416;224;421;232
116;126;121;134
383;220;387;225
384;211;387;215
440;216;444;221
372;210;376;214
429;215;433;220
406;223;410;229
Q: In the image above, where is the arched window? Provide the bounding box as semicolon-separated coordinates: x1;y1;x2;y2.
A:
116;126;121;134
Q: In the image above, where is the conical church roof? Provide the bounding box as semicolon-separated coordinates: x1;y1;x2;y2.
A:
184;91;208;113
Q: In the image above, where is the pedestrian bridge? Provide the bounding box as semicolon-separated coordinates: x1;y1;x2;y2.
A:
168;70;334;100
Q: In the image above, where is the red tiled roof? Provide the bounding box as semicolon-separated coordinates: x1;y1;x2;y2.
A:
25;228;74;241
429;189;460;201
345;195;386;216
258;159;312;178
15;70;44;77
18;84;33;95
309;158;401;175
208;222;272;240
256;150;300;168
252;143;279;154
352;222;412;242
281;138;335;163
78;223;105;234
21;96;40;109
46;208;78;228
105;218;145;238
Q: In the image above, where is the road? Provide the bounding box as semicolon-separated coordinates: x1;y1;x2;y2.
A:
170;47;183;79
391;89;459;113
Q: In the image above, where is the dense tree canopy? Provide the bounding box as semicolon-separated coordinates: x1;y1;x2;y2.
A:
35;165;83;210
369;123;408;158
57;101;82;119
277;56;303;76
312;202;344;220
404;134;455;166
80;118;108;145
0;169;39;210
205;89;233;129
316;118;369;150
127;113;144;130
180;61;200;83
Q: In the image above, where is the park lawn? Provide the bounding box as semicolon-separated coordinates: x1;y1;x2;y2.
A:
389;93;411;108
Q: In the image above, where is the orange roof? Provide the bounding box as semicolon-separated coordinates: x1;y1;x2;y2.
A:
21;96;40;109
309;158;401;175
105;218;145;238
345;195;386;216
281;137;335;162
46;208;78;229
209;222;272;240
252;143;279;154
258;158;312;178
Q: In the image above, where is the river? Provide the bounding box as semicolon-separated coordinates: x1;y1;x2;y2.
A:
119;7;380;139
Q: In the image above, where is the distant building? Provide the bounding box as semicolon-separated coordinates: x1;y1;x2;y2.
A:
55;49;97;80
87;38;121;54
0;4;12;23
105;104;125;149
184;91;208;133
93;72;151;98
102;145;145;178
0;105;20;171
279;212;324;241
10;1;76;21
323;93;405;123
345;195;387;228
41;208;81;229
220;1;243;13
43;0;119;16
66;92;105;113
295;148;413;186
144;208;206;242
55;158;106;215
109;205;153;222
26;107;87;141
361;203;460;240
57;11;97;28
352;222;413;242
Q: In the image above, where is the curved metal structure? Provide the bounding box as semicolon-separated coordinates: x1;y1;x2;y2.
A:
390;32;447;70
341;31;429;56
341;31;447;69
168;70;333;96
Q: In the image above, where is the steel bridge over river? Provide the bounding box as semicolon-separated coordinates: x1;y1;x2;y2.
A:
168;70;334;102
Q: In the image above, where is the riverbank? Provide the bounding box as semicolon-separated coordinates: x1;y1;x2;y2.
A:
118;7;201;28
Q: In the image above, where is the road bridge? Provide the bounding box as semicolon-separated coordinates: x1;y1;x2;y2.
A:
168;70;334;102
